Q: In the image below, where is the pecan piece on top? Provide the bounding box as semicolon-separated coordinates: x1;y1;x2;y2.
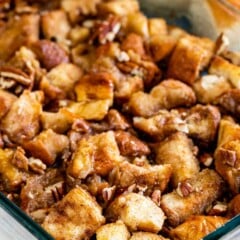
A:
31;40;69;70
90;15;121;45
114;130;150;157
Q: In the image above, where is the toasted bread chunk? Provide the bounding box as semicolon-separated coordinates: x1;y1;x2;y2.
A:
150;35;176;62
0;90;17;119
75;72;114;103
170;216;228;240
0;14;39;63
161;169;224;226
148;18;168;37
130;232;169;240
133;109;188;141
96;221;130;240
40;63;83;99
214;119;240;194
209;56;240;88
41;109;74;134
167;36;214;85
217;89;240;119
228;194;240;217
61;0;101;23
0;148;25;191
68;131;123;178
98;0;139;16
41;10;70;41
128;79;196;117
156;132;199;187
110;161;172;193
121;33;146;57
186;104;221;145
193;74;231;104
106;192;165;233
1;90;43;143
65;99;112;121
24;129;69;165
42;187;105;240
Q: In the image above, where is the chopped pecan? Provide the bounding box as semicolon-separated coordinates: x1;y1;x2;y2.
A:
199;153;213;167
215;33;229;55
151;189;161;207
102;185;116;202
0;66;32;91
208;202;228;216
28;157;47;174
107;109;130;130
176;180;194;197
12;146;29;171
114;130;150;157
31;40;69;70
90;15;121;45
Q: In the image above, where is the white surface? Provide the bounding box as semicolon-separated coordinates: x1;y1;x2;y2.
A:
0;207;37;240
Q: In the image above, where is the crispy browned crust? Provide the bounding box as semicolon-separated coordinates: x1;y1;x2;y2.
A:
161;169;224;226
170;215;228;240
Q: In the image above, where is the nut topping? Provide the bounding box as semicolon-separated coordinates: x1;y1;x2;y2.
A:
176;180;194;197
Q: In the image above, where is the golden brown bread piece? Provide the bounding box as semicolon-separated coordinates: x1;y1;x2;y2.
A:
68;131;123;178
0;14;39;63
156;132;199;187
121;33;146;57
128;79;196;117
193;74;231;104
186;104;221;145
65;99;113;121
23;129;69;165
41;10;70;42
42;187;105;240
74;72;114;103
228;194;240;217
170;215;228;240
0;90;17;119
133;109;187;141
161;169;224;226
97;0;139;17
40;109;74;134
217;89;240;119
109;161;172;194
209;56;240;88
150;35;176;62
0;90;43;144
40;63;83;100
106;192;165;233
96;221;130;240
0;148;25;191
214;119;240;194
167;36;214;85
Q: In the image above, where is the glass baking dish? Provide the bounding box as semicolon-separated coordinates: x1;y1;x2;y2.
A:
0;1;239;239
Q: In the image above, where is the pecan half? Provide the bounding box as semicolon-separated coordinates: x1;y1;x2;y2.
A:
176;180;194;197
28;157;47;174
31;40;69;70
102;185;116;202
90;15;121;45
